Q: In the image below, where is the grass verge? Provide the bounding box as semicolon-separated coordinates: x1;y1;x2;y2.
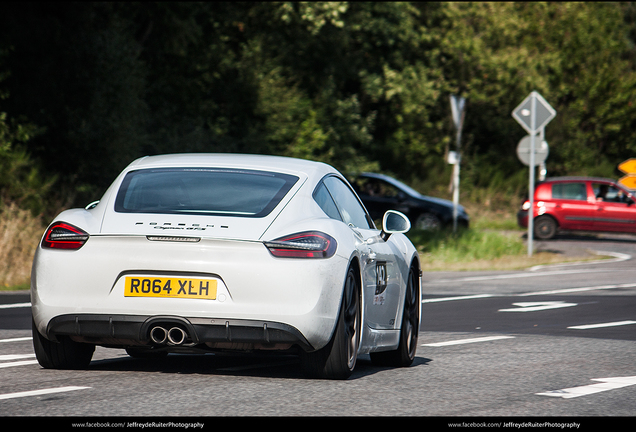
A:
408;227;604;272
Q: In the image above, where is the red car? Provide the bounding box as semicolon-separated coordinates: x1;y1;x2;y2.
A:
517;177;636;239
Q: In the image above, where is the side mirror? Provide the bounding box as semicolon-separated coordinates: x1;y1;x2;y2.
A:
380;210;411;241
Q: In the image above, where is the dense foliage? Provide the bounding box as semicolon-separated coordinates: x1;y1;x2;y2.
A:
2;2;636;208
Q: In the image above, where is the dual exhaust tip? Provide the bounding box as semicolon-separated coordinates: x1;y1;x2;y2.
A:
150;325;189;346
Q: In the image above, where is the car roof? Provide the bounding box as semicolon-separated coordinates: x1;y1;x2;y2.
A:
542;176;617;183
124;153;337;179
357;172;424;197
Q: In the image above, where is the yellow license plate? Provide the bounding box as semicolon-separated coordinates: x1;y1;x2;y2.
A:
124;276;217;300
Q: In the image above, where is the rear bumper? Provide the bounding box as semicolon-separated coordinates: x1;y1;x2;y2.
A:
517;210;528;228
46;313;312;351
32;235;350;351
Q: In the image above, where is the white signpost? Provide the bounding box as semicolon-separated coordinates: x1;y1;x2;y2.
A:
512;91;556;256
450;95;466;233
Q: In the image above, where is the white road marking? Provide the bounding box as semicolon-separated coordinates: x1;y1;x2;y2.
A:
422;335;515;347
422;294;494;303
0;386;90;401
499;301;577;312
0;302;31;309
519;282;636;296
0;354;35;361
429;269;606;284
528;251;631;271
0;360;39;369
0;337;32;343
568;320;636;330
536;376;636;399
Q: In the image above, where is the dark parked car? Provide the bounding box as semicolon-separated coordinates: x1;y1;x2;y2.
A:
517;176;636;239
350;172;469;230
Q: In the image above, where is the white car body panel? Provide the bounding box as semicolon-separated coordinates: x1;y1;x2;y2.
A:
32;153;420;358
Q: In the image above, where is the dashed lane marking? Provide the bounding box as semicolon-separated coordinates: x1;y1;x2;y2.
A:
567;320;636;330
519;282;636;296
0;354;35;361
0;303;31;309
0;337;32;343
0;360;39;369
422;335;515;347
0;386;90;401
422;294;494;303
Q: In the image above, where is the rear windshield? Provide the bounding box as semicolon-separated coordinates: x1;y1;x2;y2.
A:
114;168;298;217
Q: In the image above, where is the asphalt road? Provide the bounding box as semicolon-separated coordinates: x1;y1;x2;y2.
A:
1;232;635;422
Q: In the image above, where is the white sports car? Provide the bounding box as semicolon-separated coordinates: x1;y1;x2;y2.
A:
31;154;421;379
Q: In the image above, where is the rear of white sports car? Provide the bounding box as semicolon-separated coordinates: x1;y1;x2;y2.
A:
31;155;356;375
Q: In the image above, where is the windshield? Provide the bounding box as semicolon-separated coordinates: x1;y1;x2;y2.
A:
115;168;298;217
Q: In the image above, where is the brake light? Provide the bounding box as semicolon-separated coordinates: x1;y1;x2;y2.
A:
264;231;337;258
521;200;531;211
42;222;89;250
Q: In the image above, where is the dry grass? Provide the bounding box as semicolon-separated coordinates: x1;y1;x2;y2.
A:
0;203;44;290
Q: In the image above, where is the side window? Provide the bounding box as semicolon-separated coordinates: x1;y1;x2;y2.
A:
552;183;587;201
323;176;372;229
593;183;630;203
313;182;342;221
354;177;401;198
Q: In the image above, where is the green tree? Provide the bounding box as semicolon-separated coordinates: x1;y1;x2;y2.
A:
430;2;636;198
0;49;53;214
2;1;636;209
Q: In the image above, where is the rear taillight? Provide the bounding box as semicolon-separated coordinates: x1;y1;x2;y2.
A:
264;231;337;259
42;222;89;250
521;200;531;211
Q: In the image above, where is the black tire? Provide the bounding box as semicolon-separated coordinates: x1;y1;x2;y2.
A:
32;319;94;369
534;215;557;239
370;265;420;367
301;266;361;379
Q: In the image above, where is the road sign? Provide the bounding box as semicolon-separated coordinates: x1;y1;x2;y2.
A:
512;91;556;257
516;135;549;166
512;91;556;135
618;158;636;174
618;158;636;190
618;175;636;190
